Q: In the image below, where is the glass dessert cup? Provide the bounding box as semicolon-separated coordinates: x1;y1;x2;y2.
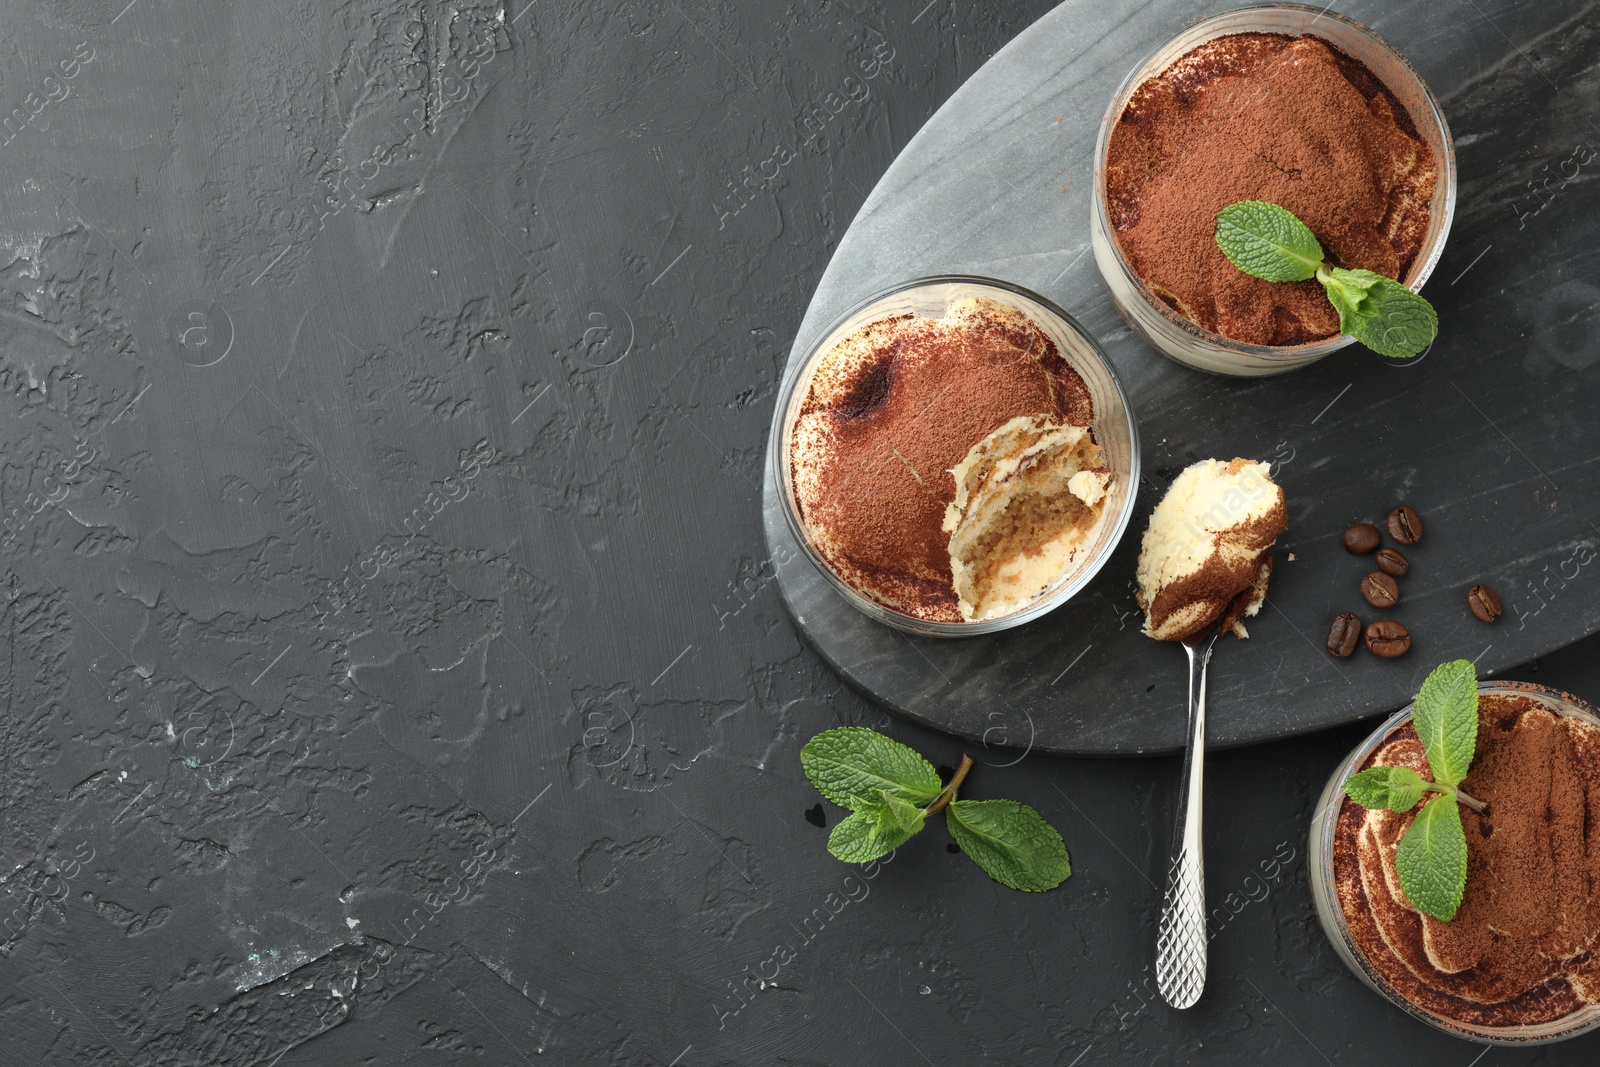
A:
1091;3;1457;377
1309;681;1600;1046
771;276;1141;637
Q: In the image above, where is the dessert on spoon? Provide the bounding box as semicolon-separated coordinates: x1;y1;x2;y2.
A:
1136;458;1287;1007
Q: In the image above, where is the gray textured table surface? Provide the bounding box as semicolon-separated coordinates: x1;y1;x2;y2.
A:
764;0;1600;754
1;1;1598;1065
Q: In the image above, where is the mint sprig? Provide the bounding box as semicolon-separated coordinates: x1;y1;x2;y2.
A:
800;727;1071;892
1215;201;1438;359
1342;659;1485;921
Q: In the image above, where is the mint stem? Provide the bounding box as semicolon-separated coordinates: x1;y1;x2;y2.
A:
925;754;973;815
1422;781;1487;813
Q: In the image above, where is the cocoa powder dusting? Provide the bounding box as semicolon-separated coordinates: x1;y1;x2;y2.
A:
790;301;1093;621
1105;33;1437;346
1332;693;1600;1028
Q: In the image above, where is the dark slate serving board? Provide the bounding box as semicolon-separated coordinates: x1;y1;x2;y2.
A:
763;0;1600;755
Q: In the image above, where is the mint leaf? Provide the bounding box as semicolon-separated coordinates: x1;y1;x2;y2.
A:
828;812;909;863
828;791;926;863
1394;793;1468;921
802;727;942;809
1412;660;1479;788
1215;201;1324;282
945;799;1071;892
1317;265;1381;333
1343;765;1428;812
1323;267;1437;359
868;790;926;837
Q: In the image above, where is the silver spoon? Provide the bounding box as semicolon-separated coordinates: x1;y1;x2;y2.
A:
1155;625;1221;1009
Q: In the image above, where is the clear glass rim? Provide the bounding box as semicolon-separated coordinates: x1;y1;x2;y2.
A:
1091;1;1459;362
1312;679;1600;1045
768;275;1142;637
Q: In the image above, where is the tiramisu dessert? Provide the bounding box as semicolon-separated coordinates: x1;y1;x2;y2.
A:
1104;32;1438;346
788;297;1113;623
944;416;1111;620
1135;458;1286;640
1332;692;1600;1029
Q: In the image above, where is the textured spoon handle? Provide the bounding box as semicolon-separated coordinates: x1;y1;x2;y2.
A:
1157;633;1216;1009
1156;838;1207;1008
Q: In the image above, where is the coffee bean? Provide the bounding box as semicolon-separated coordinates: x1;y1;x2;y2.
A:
1388;505;1423;545
1374;547;1409;578
1343;523;1381;554
1361;571;1400;608
1326;612;1362;657
1365;620;1411;658
1469;584;1503;623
